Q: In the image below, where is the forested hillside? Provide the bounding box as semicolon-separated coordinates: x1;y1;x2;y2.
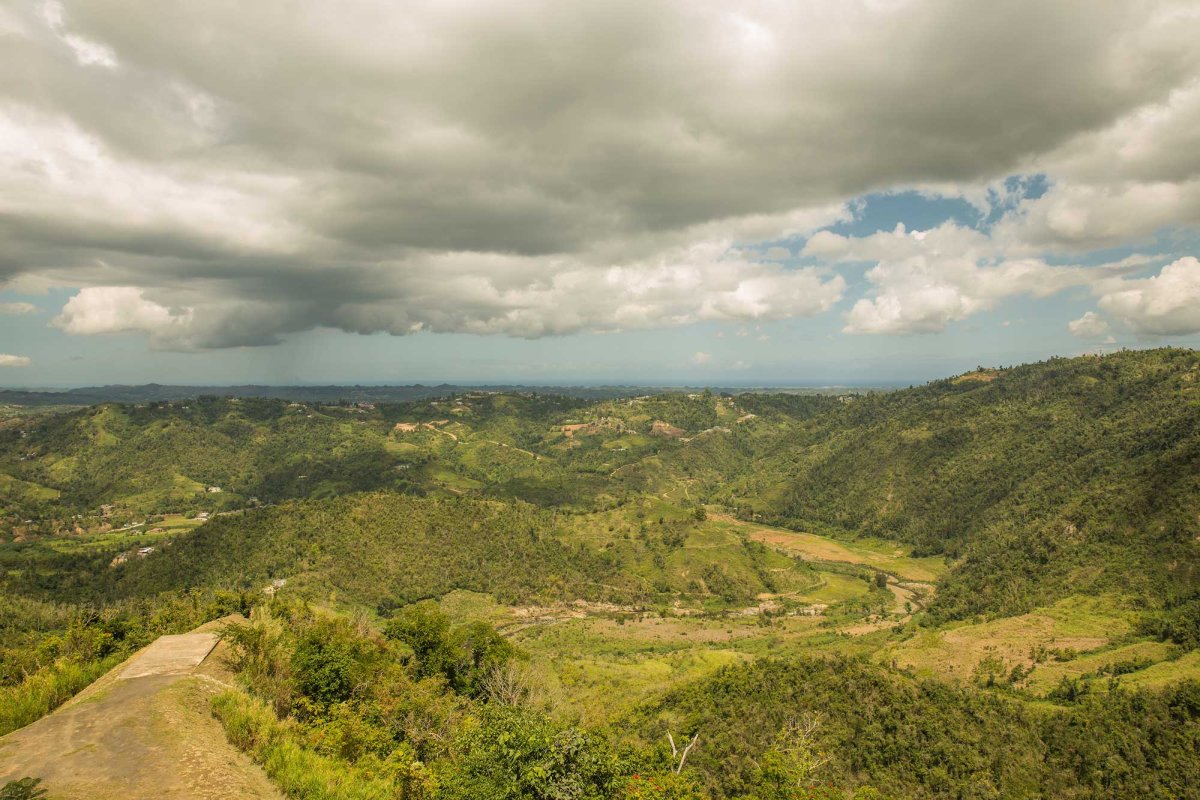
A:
725;349;1200;619
103;494;628;607
633;657;1200;798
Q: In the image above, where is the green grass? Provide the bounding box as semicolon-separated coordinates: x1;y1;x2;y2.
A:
1021;640;1178;694
382;440;423;456
1114;649;1200;690
510;602;887;725
880;594;1136;682
0;472;61;502
0;653;124;735
793;571;871;604
437;589;511;624
121;473;208;508
34;518;204;556
426;465;484;491
710;516;947;583
211;689;403;800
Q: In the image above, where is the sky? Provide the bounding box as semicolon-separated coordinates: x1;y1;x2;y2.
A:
2;1;1200;388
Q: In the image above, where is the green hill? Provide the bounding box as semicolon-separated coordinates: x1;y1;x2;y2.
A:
724;349;1200;619
5;350;1200;621
102;493;632;608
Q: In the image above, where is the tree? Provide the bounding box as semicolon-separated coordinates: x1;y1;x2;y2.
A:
291;619;374;705
384;602;515;697
754;714;831;798
438;705;621;800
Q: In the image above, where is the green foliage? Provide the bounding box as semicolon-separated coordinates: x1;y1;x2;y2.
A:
697;564;755;604
6;350;1200;799
1138;591;1200;648
102;493;633;607
218;601;689;800
749;715;833;798
384;601;516;697
385;601;453;673
0;779;47;800
0;653;121;736
292;619;378;706
634;656;1200;799
438;704;623;800
8;351;1200;623
623;773;706;800
212;689;416;800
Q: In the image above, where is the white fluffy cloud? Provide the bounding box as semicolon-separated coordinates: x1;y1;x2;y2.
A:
1068;311;1110;338
1;1;1199;347
807;223;1129;335
842;256;1084;335
993;181;1200;254
1096;257;1200;336
0;302;36;314
54;286;187;337
0;354;31;367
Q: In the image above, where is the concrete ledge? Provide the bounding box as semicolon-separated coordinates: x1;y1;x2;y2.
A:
119;633;220;680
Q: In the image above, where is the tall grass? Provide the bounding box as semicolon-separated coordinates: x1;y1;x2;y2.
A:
210;690;401;800
0;654;123;736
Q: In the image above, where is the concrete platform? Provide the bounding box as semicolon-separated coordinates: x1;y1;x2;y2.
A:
119;633;220;680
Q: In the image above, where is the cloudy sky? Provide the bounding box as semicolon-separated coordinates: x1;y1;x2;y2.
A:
2;0;1200;387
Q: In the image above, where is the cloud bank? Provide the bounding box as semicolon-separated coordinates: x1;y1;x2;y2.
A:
1;0;1199;348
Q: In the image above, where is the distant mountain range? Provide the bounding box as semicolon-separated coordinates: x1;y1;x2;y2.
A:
0;382;875;406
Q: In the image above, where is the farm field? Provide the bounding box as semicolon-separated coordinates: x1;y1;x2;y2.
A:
715;513;948;583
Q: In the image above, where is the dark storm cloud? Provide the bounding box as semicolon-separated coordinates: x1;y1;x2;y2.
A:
2;0;1199;346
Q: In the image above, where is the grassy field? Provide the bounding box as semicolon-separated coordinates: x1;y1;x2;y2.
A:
1115;649;1200;689
408;508;967;724
711;514;948;582
878;594;1137;683
1020;640;1179;694
0;472;62;503
431;584;888;726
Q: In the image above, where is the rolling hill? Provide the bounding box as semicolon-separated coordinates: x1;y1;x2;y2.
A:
3;349;1200;799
